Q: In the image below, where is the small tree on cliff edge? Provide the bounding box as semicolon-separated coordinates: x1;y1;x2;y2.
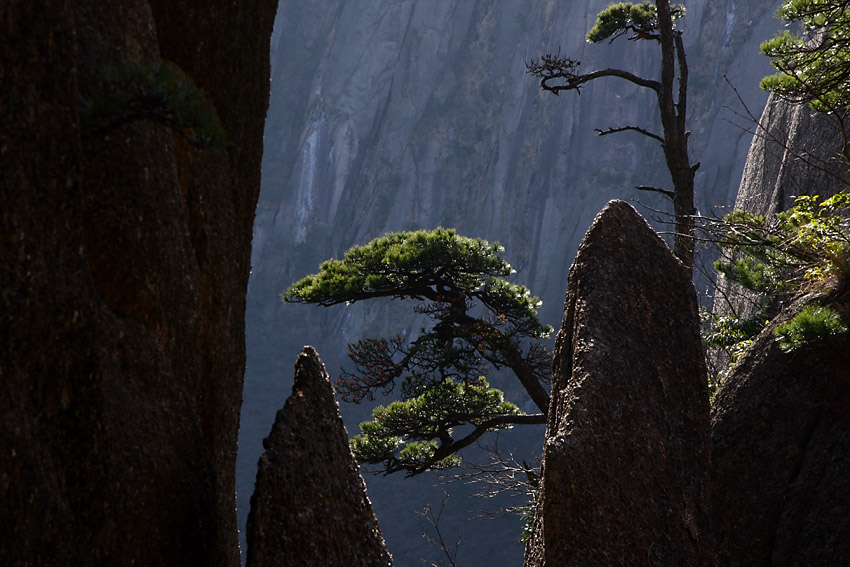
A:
527;1;700;269
760;0;850;164
282;228;552;476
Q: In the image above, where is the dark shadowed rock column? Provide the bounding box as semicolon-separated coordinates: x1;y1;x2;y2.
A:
246;346;392;567
0;1;275;565
524;200;712;566
711;295;850;566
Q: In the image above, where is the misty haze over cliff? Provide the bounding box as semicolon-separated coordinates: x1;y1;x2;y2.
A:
239;1;784;564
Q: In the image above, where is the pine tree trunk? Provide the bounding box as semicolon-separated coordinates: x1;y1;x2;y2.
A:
656;0;697;269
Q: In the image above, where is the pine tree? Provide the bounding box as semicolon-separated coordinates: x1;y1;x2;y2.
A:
760;0;850;162
527;1;699;269
283;228;552;475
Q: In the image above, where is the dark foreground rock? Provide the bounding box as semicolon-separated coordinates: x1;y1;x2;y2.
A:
1;1;275;565
246;346;392;567
711;296;850;566
524;200;712;566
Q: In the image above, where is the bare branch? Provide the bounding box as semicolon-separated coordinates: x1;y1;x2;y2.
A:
417;492;461;567
439;439;541;509
526;53;661;95
542;67;662;95
595;125;665;144
635;185;675;200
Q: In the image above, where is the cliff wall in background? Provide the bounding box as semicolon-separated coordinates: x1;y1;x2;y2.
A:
1;1;276;564
241;0;787;564
712;94;849;324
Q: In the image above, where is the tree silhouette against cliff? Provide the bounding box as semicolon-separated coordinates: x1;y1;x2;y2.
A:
527;1;699;269
282;228;552;476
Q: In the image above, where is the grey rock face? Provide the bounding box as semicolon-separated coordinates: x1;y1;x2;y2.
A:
246;347;392;567
524;201;712;566
712;94;849;331
711;296;850;566
734;94;848;216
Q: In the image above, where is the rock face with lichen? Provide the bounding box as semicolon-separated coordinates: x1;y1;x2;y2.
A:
0;1;276;565
246;346;392;567
524;200;713;566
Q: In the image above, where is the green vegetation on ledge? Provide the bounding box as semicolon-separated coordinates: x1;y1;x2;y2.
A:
713;191;850;355
775;304;849;352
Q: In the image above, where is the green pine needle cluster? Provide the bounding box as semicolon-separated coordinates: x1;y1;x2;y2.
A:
775;305;849;352
350;378;522;473
760;0;850;112
714;256;784;295
283;227;508;299
587;2;685;43
282;227;551;338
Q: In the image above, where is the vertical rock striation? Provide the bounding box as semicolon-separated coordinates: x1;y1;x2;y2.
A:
246;347;392;567
524;200;712;566
733;94;848;217
0;0;276;565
